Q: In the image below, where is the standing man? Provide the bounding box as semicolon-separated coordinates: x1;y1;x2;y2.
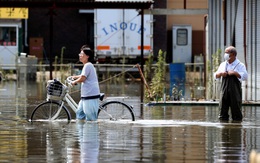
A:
72;47;100;121
214;46;248;122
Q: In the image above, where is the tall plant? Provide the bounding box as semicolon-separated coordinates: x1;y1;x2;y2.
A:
146;49;166;101
207;49;222;99
144;52;154;82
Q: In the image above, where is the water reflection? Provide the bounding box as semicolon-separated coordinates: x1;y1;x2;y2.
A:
76;122;99;163
1;81;260;162
214;124;245;162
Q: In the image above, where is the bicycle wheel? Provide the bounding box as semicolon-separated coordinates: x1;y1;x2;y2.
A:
30;101;71;122
98;101;135;121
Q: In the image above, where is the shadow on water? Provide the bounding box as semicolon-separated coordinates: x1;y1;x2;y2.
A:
0;80;260;162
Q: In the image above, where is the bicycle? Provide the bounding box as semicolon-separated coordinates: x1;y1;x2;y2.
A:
29;77;135;122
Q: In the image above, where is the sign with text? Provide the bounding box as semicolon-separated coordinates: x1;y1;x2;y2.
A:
0;8;28;19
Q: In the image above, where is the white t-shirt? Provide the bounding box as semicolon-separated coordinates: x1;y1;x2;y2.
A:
80;62;100;97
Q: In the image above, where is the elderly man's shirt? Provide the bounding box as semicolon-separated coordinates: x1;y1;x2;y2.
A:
214;58;248;81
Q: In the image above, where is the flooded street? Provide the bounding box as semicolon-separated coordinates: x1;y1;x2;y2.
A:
0;80;260;162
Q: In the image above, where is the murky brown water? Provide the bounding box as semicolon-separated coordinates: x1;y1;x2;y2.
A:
0;80;260;162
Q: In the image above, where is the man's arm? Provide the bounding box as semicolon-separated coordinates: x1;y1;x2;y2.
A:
215;71;229;78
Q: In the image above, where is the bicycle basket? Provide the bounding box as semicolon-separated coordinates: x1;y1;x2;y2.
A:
47;79;67;100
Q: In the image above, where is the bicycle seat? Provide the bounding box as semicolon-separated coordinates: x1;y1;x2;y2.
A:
100;93;105;101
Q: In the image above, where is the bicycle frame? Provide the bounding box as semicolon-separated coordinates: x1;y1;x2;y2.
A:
48;77;131;121
63;93;78;113
51;91;117;120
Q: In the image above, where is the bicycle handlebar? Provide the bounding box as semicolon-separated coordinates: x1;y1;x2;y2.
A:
66;76;76;87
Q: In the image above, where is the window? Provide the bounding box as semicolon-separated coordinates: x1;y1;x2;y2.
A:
177;29;188;46
0;27;17;46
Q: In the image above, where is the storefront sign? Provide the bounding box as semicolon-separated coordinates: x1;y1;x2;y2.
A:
0;8;28;19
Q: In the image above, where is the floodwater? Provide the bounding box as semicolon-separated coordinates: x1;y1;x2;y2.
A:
0;80;260;162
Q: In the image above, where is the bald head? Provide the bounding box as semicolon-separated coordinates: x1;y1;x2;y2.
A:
225;46;237;56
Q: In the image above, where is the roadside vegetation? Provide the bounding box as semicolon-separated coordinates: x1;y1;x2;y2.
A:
207;49;221;100
144;49;167;101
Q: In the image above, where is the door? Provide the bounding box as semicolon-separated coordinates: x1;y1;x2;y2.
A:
0;24;19;69
172;25;192;63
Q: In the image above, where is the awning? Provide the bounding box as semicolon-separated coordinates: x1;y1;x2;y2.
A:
0;0;154;9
